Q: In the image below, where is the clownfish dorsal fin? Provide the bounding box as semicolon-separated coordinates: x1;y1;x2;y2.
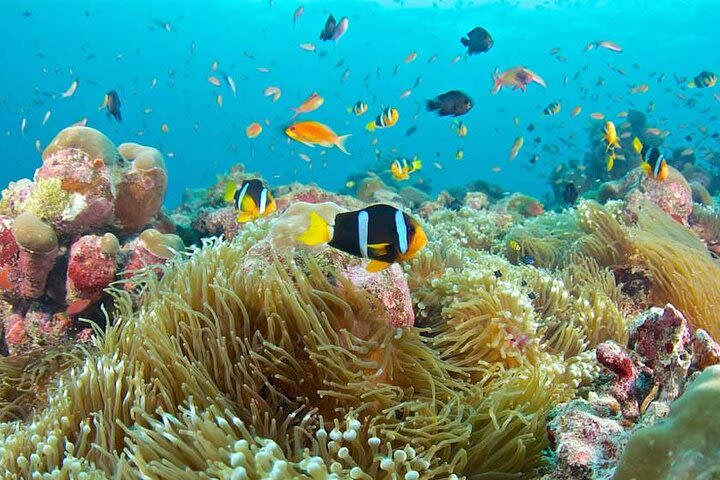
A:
298;211;332;246
366;259;392;272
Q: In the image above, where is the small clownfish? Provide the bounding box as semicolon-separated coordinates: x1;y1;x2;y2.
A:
297;204;427;272
632;137;668;181
542;101;561;116
348;101;368;116
689;71;717;89
366;107;399;131
224;179;277;223
391;157;422;181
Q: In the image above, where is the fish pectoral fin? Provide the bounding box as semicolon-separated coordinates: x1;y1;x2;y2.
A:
300;140;316;148
236;211;255;223
367;243;391;256
366;260;392;272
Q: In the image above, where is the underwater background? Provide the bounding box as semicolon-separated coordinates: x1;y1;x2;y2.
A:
2;0;718;207
2;1;720;479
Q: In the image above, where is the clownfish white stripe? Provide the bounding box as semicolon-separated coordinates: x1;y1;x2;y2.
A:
358;210;369;258
236;183;249;210
259;188;268;214
395;210;408;254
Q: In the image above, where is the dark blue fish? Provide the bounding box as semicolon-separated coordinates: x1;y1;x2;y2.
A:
521;255;535;266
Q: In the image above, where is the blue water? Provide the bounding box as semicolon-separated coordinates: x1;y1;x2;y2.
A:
1;0;717;207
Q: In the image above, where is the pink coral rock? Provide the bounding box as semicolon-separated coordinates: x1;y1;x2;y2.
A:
629;304;692;401
597;340;641;419
66;234;119;308
342;263;415;330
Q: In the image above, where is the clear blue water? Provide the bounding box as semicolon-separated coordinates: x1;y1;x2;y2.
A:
1;0;717;207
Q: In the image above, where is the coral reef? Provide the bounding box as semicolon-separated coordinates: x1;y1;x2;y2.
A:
1;137;720;479
0;127;174;355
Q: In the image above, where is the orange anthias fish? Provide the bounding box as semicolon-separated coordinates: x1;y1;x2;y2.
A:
491;66;547;94
630;84;649;94
291;92;324;118
286;121;351;155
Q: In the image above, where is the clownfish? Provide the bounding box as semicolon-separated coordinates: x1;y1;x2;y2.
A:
297;204;427;272
366;107;399;131
224;179;277;223
542;101;561;116
689;71;717;89
391;157;422;181
633;137;668;181
348;101;368;116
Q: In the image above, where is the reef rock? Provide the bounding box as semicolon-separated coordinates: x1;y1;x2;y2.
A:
542;304;720;480
599;166;692;222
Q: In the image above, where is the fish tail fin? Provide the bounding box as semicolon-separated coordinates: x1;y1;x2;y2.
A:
298;211;331;246
640;162;652;176
290;108;300;119
335;134;351;155
223;182;237;203
412;158;422;171
426;100;440;111
632;137;643;154
688;81;696;88
491;68;502;94
365;121;376;132
346;106;353;113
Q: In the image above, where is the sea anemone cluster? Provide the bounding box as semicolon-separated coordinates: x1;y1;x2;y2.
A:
1;127;719;479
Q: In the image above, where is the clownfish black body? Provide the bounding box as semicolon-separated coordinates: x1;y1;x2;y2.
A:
297;204;427;272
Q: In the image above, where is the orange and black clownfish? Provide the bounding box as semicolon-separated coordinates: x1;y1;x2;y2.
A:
633;138;668;181
297;204;427;272
224;179;277;223
366;107;399;131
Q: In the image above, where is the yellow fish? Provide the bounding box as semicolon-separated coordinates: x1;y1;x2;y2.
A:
603;121;621;150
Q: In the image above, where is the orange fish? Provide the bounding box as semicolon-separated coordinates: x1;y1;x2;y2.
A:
264;86;282;102
208;76;221;86
491;66;546;94
291;92;324;118
161;123;170;133
571;106;582;117
246;122;263;138
285;121;351;155
630;84;649;94
590;112;605;120
404;51;418;64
